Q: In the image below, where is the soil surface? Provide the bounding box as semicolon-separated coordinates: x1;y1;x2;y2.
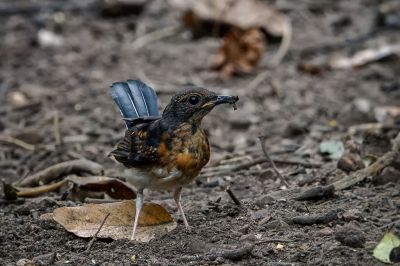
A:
1;0;399;265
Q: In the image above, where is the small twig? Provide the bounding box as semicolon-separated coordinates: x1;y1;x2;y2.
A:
199;157;321;179
0;135;35;150
53;110;63;147
294;184;335;201
15;179;67;197
83;198;121;204
132;26;181;50
85;213;110;253
225;186;241;206
259;137;289;187
247;70;270;92
270;17;292;66
379;219;400;230
255;238;295;245
247;18;292;91
17;159;103;187
333;132;400;190
180;243;254;262
289;209;340;225
347;123;400;135
0;199;26;205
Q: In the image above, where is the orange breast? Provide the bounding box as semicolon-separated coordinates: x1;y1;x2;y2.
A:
158;123;210;178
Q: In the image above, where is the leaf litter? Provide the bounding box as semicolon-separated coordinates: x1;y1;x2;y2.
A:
52;200;177;243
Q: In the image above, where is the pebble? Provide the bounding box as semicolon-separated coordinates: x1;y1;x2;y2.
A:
318;227;334;236
342;208;362;222
335;225;365;248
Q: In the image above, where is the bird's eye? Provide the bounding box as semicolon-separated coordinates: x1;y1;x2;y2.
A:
188;95;200;105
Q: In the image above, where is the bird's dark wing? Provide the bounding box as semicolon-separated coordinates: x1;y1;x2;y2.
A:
109;122;161;167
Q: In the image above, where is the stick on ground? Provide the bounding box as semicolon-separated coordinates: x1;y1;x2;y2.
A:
17;159;103;187
225;186;241;206
294;132;400;201
259;137;289;187
85;213;110;253
132;26;181;50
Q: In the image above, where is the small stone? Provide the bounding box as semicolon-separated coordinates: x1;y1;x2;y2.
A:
373;167;400;185
335;225;365;248
318;227;334;236
337;153;364;173
255;195;275;207
342;209;362;222
251;209;270;220
258;215;272;225
239;234;256;243
263;219;289;230
238;224;249;234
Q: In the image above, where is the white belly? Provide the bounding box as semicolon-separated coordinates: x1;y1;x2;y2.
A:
124;167;194;191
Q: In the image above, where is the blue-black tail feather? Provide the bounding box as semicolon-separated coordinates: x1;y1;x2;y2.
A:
111;80;160;128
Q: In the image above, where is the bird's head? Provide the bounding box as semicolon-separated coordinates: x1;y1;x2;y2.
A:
162;87;239;125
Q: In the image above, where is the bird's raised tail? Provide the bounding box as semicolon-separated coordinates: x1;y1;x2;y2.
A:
111;80;160;128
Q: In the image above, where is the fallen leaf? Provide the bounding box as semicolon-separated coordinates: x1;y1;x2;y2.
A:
67;175;136;200
319;141;345;160
53;200;176;242
170;0;286;37
373;230;400;264
212;28;266;79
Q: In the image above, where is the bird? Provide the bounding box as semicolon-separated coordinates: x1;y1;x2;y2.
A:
109;79;239;241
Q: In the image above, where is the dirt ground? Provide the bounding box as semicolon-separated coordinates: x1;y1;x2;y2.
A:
1;0;399;265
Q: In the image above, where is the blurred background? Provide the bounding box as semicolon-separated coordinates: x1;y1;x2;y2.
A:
1;0;398;177
1;0;400;264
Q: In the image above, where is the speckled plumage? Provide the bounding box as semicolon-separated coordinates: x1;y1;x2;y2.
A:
109;80;238;240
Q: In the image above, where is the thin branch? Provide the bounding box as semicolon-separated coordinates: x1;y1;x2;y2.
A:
53;110;63;147
256;238;295;245
85;213;110;253
333;132;400;190
132;26;181;50
270;17;292;66
296;132;400;200
259;137;289;187
17;159;103;187
0;135;35;150
16;179;67;197
225;186;241;206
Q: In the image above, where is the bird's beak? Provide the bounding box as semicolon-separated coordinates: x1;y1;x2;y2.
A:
215;95;239;106
201;95;239;110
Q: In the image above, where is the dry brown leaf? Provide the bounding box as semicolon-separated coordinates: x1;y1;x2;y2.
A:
170;0;285;37
212;28;266;79
67;175;136;200
53;200;176;242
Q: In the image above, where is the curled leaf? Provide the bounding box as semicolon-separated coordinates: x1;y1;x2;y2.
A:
67;176;136;200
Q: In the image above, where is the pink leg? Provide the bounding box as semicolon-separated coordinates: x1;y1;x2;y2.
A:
130;189;143;241
174;187;189;227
